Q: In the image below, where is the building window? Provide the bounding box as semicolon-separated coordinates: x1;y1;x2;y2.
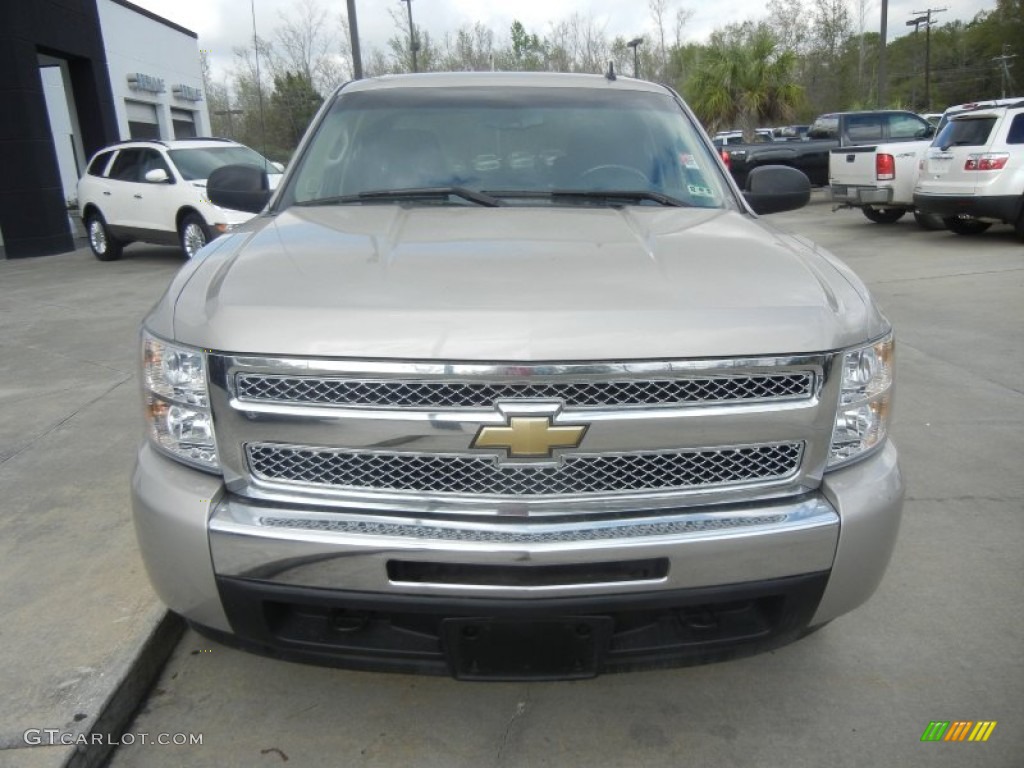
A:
171;108;196;138
126;99;160;140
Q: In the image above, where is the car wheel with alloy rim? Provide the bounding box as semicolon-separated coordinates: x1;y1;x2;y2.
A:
86;212;123;261
179;213;211;258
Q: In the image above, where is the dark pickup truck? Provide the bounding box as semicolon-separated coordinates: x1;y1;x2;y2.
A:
723;110;935;187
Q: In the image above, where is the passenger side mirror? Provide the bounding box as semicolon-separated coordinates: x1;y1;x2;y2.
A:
208;164;272;213
144;168;170;183
742;165;811;215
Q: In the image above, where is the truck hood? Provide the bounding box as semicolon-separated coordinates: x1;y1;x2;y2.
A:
167;205;887;360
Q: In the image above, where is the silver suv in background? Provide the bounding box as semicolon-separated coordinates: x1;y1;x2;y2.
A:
78;138;282;260
915;100;1024;237
132;72;903;680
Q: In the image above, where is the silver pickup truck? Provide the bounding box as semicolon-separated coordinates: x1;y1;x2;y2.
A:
133;72;903;680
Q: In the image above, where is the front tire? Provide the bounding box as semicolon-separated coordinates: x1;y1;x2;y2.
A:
179;213;211;258
913;211;946;230
86;212;123;261
862;207;906;224
943;217;991;236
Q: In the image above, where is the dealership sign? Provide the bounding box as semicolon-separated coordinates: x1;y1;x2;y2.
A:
127;73;165;93
172;84;203;102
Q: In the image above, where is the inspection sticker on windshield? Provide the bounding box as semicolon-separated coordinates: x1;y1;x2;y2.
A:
687;184;714;198
679;153;700;169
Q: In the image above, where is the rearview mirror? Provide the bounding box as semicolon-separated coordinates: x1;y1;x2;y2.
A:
208;164;272;214
743;165;811;215
144;168;169;183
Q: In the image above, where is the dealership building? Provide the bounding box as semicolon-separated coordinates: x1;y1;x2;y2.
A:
1;0;210;258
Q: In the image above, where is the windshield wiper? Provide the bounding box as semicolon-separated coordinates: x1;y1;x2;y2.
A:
295;187;502;207
483;189;689;207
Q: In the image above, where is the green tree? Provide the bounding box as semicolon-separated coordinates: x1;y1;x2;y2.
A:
510;20;545;71
268;72;322;153
685;26;804;137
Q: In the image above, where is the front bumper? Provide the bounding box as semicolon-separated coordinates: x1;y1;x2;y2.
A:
132;441;903;676
913;192;1023;224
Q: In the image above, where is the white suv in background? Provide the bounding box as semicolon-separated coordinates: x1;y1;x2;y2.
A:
78;138;282;260
914;100;1024;238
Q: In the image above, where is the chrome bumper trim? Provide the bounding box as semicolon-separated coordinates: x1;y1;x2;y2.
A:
209;495;839;597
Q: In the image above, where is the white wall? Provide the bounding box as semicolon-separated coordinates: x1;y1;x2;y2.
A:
40;64;83;205
96;0;211;140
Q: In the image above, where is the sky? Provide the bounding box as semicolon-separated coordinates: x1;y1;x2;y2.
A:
126;0;998;81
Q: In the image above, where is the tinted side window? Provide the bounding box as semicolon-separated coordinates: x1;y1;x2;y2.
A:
935;117;997;148
139;149;171;179
108;149;143;182
807;116;838;139
87;151;114;176
845;114;883;142
888;113;929;139
1007;113;1024;145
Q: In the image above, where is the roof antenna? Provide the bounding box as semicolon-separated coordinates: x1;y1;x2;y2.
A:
605;61;616;81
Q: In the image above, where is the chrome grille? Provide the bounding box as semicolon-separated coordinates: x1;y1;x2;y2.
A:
246;442;803;497
234;372;814;409
257;514;790;542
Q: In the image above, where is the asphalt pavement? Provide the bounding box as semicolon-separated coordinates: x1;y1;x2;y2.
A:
1;193;1022;768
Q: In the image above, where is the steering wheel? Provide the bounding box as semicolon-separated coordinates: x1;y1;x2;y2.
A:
578;164;651;187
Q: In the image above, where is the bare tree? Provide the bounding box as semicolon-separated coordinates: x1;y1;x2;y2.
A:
273;0;345;92
649;0;693;81
674;6;694;48
546;13;611;74
439;23;496;71
812;0;852;61
766;0;812;54
856;0;875;98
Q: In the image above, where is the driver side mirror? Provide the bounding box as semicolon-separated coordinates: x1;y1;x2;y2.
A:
743;165;811;215
144;168;170;184
208;164;272;213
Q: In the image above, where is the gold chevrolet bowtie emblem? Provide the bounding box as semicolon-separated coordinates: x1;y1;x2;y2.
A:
472;417;587;458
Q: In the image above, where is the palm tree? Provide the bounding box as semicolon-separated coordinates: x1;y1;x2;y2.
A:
686;27;804;141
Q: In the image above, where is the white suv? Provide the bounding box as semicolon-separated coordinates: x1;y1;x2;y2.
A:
78;138;282;260
914;101;1024;238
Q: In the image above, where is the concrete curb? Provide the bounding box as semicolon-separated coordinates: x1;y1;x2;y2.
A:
65;611;184;768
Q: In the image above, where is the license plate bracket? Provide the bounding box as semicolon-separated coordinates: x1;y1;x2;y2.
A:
442;616;612;681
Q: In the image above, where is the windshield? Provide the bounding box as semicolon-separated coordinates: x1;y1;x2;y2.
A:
168;146;278;181
281;86;730;209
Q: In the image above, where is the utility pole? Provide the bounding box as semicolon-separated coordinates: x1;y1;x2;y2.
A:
905;15;927;110
878;0;888;107
400;0;418;73
992;45;1017;99
346;0;363;79
910;7;946;111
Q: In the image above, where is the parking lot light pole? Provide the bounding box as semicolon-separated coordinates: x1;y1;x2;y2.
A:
627;37;643;79
347;0;363;79
400;0;418;73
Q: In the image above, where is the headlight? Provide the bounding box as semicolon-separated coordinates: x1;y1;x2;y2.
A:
142;332;219;471
828;333;894;468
